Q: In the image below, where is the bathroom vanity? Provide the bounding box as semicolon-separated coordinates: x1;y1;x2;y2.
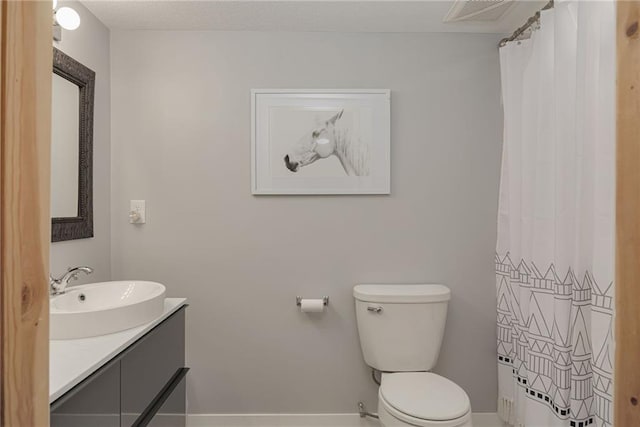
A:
50;299;188;427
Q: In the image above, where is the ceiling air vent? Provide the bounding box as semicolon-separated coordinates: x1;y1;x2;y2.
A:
443;0;515;22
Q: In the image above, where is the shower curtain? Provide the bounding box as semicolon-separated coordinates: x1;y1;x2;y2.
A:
496;1;615;427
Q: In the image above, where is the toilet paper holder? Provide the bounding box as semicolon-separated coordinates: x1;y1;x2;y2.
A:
296;296;329;307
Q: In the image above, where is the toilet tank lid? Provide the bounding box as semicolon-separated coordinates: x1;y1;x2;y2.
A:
353;284;450;303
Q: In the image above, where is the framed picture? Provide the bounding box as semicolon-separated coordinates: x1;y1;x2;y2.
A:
251;89;390;195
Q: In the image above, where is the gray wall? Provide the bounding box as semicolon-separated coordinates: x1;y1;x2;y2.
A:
110;31;502;414
50;1;111;284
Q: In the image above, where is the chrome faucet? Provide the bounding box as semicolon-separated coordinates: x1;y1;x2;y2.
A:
50;266;93;295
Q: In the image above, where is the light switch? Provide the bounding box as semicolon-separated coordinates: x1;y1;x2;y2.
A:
129;200;146;224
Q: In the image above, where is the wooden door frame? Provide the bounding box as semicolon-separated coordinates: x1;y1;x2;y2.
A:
616;1;640;426
0;1;52;425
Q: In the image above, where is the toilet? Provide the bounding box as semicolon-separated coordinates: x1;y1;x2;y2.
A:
354;284;472;427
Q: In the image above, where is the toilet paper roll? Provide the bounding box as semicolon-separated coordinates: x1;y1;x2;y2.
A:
300;299;325;313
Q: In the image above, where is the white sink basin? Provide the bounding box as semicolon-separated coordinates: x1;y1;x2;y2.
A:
50;281;166;340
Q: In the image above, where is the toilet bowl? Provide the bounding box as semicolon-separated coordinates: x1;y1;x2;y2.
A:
377;372;471;427
353;284;473;427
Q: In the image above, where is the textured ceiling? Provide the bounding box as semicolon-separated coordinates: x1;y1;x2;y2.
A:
81;0;546;33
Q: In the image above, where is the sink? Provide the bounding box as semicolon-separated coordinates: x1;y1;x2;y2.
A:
50;281;166;340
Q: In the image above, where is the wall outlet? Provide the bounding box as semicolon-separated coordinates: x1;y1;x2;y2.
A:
129;200;146;224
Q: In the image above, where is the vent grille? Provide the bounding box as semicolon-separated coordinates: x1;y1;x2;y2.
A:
443;0;515;22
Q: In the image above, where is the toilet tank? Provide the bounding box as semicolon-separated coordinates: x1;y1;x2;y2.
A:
354;284;450;372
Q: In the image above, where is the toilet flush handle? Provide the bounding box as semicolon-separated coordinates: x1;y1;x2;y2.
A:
367;306;383;314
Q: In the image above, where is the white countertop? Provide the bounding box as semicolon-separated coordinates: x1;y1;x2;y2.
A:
50;297;187;403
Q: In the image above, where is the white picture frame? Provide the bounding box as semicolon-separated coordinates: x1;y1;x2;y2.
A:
251;89;391;195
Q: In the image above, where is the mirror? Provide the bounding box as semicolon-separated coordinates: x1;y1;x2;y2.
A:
52;74;80;218
51;47;95;242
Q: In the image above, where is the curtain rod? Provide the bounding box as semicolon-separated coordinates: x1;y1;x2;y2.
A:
498;0;554;48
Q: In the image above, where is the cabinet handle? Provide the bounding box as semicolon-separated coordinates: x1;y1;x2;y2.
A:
367;306;383;314
132;367;189;427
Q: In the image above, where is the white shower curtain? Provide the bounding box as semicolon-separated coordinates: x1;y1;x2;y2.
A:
496;1;615;427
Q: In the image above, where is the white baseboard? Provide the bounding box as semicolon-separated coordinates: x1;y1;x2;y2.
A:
187;412;503;427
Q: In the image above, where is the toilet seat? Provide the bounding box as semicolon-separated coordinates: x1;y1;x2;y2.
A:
379;372;471;426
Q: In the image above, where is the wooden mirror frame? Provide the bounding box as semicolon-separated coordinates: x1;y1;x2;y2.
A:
51;47;95;242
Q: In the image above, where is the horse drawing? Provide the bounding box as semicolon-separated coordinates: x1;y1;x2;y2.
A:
283;110;370;176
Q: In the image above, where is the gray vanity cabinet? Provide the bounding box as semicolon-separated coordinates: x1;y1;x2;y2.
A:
121;308;187;426
51;307;188;427
51;360;121;427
